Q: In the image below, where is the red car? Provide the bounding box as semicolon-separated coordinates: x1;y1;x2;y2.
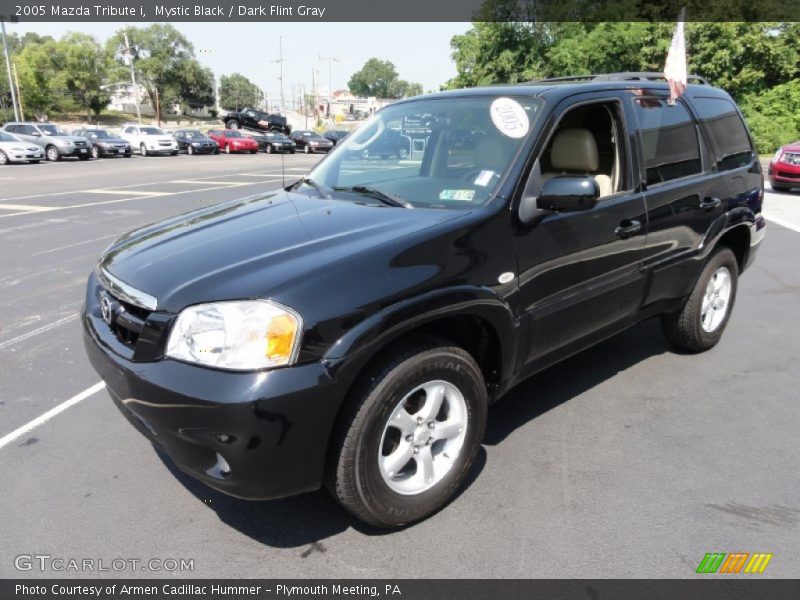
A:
768;142;800;192
207;130;259;154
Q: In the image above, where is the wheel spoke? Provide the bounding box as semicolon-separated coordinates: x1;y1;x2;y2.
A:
432;418;462;441
416;445;435;484
389;406;416;434
381;441;414;478
418;383;446;421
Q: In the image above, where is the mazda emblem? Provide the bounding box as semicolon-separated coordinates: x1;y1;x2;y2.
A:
100;293;113;325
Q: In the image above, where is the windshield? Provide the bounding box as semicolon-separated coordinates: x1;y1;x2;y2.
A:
183;130;204;139
87;130;111;139
0;132;18;142
140;127;163;135
38;124;69;136
225;131;243;138
308;95;542;209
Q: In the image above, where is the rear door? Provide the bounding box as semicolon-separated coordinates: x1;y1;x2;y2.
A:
628;93;736;307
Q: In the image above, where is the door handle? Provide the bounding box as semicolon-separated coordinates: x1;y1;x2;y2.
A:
700;197;722;210
615;219;642;238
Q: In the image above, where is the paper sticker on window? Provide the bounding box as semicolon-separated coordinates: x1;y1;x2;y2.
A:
490;97;529;139
439;189;475;201
474;170;495;187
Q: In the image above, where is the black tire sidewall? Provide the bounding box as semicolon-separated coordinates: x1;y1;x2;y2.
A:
350;349;486;526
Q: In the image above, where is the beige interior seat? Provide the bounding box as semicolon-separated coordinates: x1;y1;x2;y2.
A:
542;128;613;197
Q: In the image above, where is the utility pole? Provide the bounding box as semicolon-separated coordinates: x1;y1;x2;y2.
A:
12;60;23;121
122;32;141;123
270;36;285;115
1;18;20;122
318;55;338;104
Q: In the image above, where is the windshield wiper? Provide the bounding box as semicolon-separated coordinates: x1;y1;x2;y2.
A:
332;185;413;209
295;176;330;198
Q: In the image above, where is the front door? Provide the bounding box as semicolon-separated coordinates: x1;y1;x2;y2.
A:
513;94;648;370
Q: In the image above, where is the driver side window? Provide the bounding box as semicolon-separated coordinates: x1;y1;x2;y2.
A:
534;100;629;200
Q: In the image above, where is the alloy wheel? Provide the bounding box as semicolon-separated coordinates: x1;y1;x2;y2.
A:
701;266;732;332
378;380;468;495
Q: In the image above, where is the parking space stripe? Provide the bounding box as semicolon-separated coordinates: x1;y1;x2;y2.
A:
0;204;55;212
0;314;79;351
85;189;170;196
172;180;248;186
0;381;105;450
765;216;800;233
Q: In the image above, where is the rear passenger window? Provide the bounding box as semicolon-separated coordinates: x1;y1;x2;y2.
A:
633;97;701;185
693;97;754;171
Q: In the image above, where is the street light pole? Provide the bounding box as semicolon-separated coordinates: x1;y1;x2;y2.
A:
318;54;339;117
123;32;141;123
1;18;20;122
271;36;285;115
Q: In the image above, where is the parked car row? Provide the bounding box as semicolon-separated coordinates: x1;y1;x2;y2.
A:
0;121;356;165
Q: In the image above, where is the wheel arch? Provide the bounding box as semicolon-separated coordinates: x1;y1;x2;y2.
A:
715;223;750;274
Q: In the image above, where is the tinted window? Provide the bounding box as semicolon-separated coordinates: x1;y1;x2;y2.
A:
633;98;701;185
692;97;753;171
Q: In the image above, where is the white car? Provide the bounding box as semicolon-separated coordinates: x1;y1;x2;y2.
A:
120;124;178;156
0;131;45;164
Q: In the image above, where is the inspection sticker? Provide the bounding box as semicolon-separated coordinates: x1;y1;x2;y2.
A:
474;170;495;186
490;97;529;138
439;189;475;201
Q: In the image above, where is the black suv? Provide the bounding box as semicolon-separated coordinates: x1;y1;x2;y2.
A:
83;74;764;528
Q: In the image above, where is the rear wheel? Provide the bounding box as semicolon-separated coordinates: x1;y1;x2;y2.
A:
46;146;61;162
661;247;738;353
326;341;487;528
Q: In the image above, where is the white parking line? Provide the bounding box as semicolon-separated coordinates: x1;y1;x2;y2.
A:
765;216;800;233
86;189;170;197
0;381;105;450
0;203;55;212
0;314;79;351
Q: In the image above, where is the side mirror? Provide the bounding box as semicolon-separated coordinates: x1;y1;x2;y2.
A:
519;176;599;225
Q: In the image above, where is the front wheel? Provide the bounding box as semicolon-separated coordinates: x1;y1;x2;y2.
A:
266;144;273;154
91;146;100;159
0;150;8;165
326;341;487;528
187;145;194;155
46;146;61;162
304;145;311;154
224;145;231;154
661;247;738;353
140;144;148;156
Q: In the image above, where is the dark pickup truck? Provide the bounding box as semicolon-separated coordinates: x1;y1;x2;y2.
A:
223;107;291;135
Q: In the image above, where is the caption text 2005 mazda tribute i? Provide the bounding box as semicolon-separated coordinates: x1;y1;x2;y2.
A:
84;73;765;527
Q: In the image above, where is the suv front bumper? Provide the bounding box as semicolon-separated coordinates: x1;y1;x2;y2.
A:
82;287;352;500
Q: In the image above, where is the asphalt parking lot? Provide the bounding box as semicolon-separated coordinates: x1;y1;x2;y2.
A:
0;154;798;578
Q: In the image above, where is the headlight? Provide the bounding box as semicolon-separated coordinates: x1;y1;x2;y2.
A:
62;140;74;146
166;300;302;370
310;141;318;145
772;148;783;163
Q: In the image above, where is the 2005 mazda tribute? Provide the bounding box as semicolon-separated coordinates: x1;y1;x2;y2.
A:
84;73;765;527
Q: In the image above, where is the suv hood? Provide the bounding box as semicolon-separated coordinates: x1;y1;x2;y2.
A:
100;190;465;312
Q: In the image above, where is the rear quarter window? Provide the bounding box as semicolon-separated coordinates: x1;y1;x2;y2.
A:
632;97;702;186
692;97;754;171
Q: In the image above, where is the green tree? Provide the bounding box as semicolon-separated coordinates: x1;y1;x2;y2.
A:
14;38;64;118
218;73;262;110
348;58;423;98
107;24;208;122
58;33;112;119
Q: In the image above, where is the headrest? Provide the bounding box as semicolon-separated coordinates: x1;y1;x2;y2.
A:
550;128;599;172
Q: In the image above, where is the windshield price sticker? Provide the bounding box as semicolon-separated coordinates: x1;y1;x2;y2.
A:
490;97;530;138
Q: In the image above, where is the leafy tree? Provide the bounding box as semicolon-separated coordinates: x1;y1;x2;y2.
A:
218;73;262;110
741;80;800;153
58;33;112;119
107;24;207;122
14;38;64;118
348;58;422;98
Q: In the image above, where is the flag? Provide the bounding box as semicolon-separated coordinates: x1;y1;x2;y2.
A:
664;8;687;105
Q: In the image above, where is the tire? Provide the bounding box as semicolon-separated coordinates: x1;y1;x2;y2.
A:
397;147;409;159
171;151;178;156
46;146;61;162
0;150;8;165
289;149;295;154
266;144;273;154
187;145;194;155
226;120;240;130
250;149;257;154
91;146;100;159
140;144;148;156
304;145;310;154
225;144;231;154
661;247;738;353
326;341;487;528
361;148;370;160
214;148;220;155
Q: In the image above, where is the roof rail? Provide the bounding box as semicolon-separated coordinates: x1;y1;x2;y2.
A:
531;72;709;85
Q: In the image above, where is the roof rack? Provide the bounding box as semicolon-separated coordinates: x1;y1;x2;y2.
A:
531;72;709;85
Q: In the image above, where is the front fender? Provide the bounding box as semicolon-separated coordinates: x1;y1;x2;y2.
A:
324;285;519;386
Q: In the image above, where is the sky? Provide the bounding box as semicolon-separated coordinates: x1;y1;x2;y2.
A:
6;22;472;102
